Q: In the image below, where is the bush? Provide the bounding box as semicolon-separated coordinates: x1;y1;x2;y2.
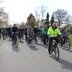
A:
69;26;72;34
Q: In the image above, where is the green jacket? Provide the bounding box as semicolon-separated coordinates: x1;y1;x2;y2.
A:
48;27;61;37
42;28;48;34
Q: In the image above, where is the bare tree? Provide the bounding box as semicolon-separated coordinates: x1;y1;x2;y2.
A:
34;7;40;20
34;5;47;21
65;15;72;32
0;8;9;27
65;15;72;24
40;5;47;20
53;9;68;26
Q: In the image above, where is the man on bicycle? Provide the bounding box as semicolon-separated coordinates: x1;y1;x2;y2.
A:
18;27;24;42
1;27;6;40
11;24;18;43
48;23;61;54
33;26;39;42
41;25;48;46
60;28;68;46
7;25;12;40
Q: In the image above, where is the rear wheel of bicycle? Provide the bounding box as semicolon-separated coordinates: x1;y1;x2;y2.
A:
54;46;59;61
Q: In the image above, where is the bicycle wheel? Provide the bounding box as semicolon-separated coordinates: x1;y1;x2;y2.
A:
12;38;18;48
64;39;71;50
54;46;59;60
12;40;15;47
31;39;36;47
16;39;19;48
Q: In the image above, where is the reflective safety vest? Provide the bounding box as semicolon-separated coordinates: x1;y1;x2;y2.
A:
48;27;61;37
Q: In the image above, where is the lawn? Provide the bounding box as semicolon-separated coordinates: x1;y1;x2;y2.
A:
68;34;72;45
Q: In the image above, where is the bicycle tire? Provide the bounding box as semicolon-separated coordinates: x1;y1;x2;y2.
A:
54;46;59;60
12;39;18;48
31;39;36;47
12;40;15;47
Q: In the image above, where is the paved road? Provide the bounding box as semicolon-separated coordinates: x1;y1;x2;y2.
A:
0;39;72;72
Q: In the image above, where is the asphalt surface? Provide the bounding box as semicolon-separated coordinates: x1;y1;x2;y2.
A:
0;39;72;72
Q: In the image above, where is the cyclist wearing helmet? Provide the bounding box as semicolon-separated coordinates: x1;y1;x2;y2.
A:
48;23;61;54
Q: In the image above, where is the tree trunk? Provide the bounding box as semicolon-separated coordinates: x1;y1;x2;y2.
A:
58;20;61;26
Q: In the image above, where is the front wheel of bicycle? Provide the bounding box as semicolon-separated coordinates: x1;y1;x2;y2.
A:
12;40;15;47
54;46;59;61
31;39;36;48
12;39;19;48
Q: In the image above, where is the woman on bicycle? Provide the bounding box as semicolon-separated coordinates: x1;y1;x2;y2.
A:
27;26;34;44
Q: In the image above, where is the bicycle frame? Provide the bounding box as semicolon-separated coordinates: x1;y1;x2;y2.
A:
50;39;59;60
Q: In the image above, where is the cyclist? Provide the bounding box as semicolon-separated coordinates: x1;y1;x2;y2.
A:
33;26;39;36
47;23;61;54
1;27;6;40
27;26;34;44
24;27;27;41
33;26;39;42
7;25;12;40
42;25;49;46
60;28;68;46
18;27;24;42
11;24;18;47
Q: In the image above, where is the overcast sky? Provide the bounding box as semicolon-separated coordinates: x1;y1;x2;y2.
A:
0;0;72;24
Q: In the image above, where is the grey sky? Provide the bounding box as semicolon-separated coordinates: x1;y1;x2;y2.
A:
0;0;72;24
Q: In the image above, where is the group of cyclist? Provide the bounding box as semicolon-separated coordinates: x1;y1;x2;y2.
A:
0;23;68;54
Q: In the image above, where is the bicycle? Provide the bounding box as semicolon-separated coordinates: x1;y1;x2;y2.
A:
12;32;19;48
48;39;59;61
60;36;71;50
27;35;37;48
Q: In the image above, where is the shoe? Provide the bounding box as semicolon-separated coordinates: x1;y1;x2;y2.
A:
49;51;51;54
